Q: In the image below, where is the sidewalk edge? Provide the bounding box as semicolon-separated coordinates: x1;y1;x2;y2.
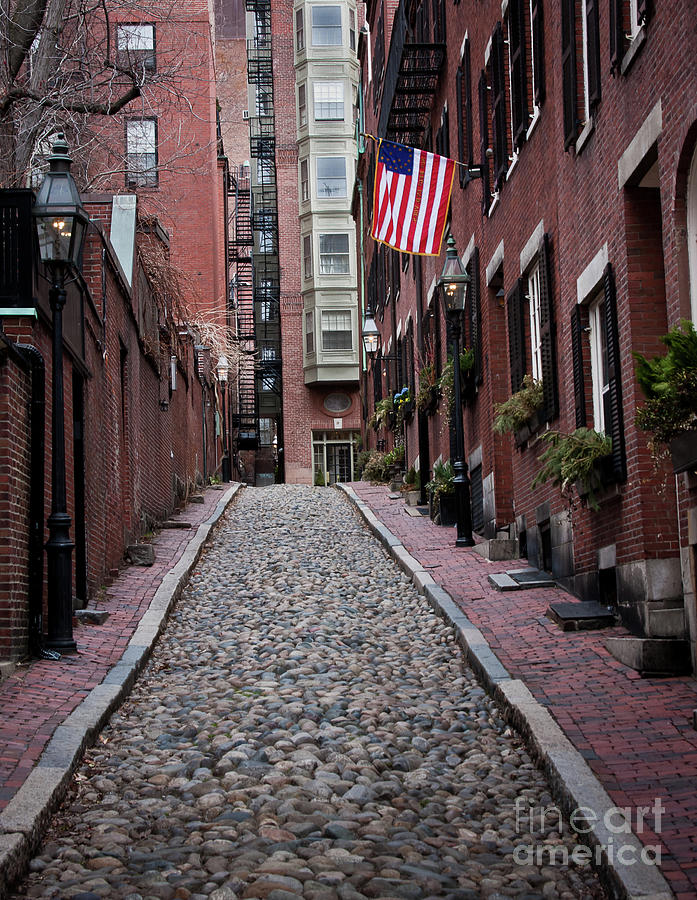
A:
0;483;242;899
338;483;674;900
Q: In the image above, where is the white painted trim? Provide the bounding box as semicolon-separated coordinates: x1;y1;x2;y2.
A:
461;234;476;270
469;443;483;470
576;243;608;305
486;239;505;286
617;99;662;190
688;145;697;325
520;220;545;275
397;319;402;339
484;36;492;67
459;29;468;62
575;116;595;154
0;308;37;318
427;275;437;306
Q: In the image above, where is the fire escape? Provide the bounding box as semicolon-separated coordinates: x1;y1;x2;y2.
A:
228;165;258;449
245;0;283;472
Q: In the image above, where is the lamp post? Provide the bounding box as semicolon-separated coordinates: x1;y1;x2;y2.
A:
217;354;231;482
33;134;89;653
438;235;475;548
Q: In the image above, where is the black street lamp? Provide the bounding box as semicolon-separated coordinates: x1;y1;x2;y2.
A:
34;134;89;653
438;234;475;548
217;354;231;482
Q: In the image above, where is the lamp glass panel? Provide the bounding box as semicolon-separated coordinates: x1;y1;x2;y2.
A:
36;214;75;262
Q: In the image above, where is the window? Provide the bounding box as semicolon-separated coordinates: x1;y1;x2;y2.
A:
316;157;346;198
261;346;276;361
259;417;274;445
257;157;273;183
306;311;315;353
117;23;155;72
589;294;609;433
349;9;356;50
527;262;542;381
562;0;600;150
296;8;304;51
312;6;342;45
298;83;307;127
258;209;275;253
300;159;309;201
319;233;349;274
314;82;344;120
255;86;272;116
321;310;352;350
126;118;157;186
435;106;449;160
610;0;650;72
507;0;529;153
262;373;278;392
490;21;508;190
303;234;313;278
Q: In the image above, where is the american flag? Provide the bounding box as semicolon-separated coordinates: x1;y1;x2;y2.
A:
371;139;456;256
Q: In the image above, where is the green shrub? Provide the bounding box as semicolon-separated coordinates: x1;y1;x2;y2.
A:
493;375;544;434
362;451;390;483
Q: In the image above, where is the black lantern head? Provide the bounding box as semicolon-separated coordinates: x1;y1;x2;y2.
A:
439;234;469;315
34;134;89;269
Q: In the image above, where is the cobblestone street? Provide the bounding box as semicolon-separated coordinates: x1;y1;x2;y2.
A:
13;486;604;900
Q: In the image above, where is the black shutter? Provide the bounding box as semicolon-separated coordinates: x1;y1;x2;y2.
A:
531;0;545;106
509;0;528;150
457;66;466;188
603;264;626;482
571;305;587;428
561;0;577;150
585;0;601;110
507;277;526;392
464;37;474;170
491;22;508;189
478;70;491;215
0;190;35;307
469;247;483;385
538;233;558;423
609;0;623;74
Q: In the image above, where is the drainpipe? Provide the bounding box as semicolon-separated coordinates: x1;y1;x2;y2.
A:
0;331;46;657
201;382;208;484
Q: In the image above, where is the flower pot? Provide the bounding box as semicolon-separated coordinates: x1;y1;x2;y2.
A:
438;493;457;527
669;430;697;474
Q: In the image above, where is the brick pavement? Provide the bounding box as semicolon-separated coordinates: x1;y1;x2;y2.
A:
350;482;697;900
0;486;228;813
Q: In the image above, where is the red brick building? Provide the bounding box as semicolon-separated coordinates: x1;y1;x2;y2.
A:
357;0;697;674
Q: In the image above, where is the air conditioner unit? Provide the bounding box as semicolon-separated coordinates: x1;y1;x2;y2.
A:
242;110;250;120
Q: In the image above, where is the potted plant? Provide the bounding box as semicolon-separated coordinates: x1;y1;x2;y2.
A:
439;348;476;423
384;444;405;480
532;428;613;510
368;395;396;431
634;320;697;473
394;386;415;424
493;375;545;444
361;450;390;483
416;364;440;415
426;460;456;525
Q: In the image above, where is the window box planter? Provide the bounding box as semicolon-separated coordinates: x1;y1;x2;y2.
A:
514;410;541;447
575;454;617;506
669;430;697;474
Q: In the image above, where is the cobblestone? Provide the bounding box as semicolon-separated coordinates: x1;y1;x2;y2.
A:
12;486;604;899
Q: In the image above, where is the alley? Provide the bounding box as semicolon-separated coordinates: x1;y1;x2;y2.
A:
13;486;604;900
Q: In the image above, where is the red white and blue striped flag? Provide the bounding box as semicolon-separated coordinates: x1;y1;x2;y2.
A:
370;139;456;256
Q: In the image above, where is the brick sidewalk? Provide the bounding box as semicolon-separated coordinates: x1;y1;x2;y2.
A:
349;482;697;900
0;486;229;812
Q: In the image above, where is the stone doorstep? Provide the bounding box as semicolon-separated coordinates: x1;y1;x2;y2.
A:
547;601;616;632
160;521;193;529
605;636;693;677
488;569;557;592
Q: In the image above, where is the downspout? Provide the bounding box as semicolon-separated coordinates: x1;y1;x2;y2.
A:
202;382;208;484
0;332;46;657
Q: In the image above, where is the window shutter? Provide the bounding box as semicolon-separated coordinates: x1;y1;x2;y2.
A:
491;22;508;189
538;233;558;423
603;263;626;482
469;247;483;386
507;277;526;392
609;0;623;74
571;305;587;428
509;0;528;150
561;0;577;150
457;66;466;188
585;0;601;110
531;0;545;105
478;70;491;215
464;37;474;170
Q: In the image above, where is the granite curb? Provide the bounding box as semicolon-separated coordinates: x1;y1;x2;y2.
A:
0;483;242;899
337;482;674;900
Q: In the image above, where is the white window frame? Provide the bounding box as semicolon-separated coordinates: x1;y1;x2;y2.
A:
688;146;697;326
300;158;309;201
319;233;350;275
305;310;315;353
298;83;307;127
581;0;591;124
589;293;609;434
117;23;155;71
303;234;313;278
350;9;356;50
527;261;542;382
316;156;347;199
311;5;342;46
295;7;305;51
261;347;276;361
313;81;344;121
126;118;157;186
321;309;353;351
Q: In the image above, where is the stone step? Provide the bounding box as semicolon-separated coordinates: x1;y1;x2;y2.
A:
645;606;687;639
161;520;193;529
473;538;520;562
488;568;557;591
548;601;616;631
605;636;692;676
